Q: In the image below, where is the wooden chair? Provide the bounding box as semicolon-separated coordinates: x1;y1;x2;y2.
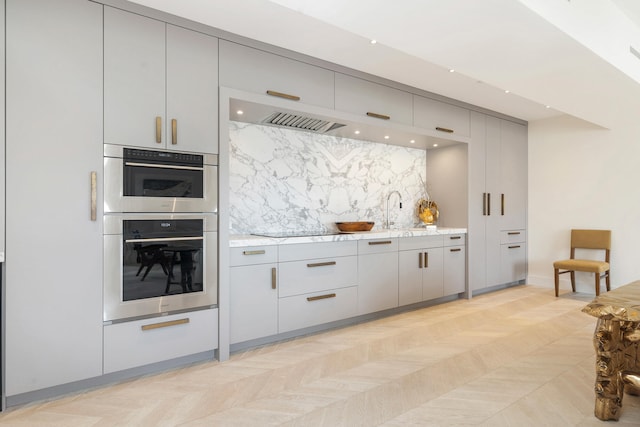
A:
553;229;611;297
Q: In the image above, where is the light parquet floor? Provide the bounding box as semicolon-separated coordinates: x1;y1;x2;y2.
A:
1;285;639;426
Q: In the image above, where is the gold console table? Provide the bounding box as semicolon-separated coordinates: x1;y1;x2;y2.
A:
582;281;640;421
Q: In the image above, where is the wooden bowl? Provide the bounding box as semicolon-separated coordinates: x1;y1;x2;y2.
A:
335;221;374;232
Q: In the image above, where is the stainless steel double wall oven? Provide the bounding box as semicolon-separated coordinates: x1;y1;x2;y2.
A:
103;144;218;322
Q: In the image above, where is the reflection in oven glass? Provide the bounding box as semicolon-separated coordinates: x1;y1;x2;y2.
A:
122;240;204;301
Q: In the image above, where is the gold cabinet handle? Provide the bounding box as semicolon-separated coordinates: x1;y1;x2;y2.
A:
155;116;162;143
271;267;277;289
90;171;97;221
307;261;336;268
508;245;521;249
424;252;429;268
307;293;336;302
266;90;300;101
366;112;390;120
482;193;487;216
243;250;266;255
419;252;423;269
141;318;189;331
450;248;462;252
171;119;177;145
507;232;521;235
369;240;392;245
435;126;454;133
450;236;461;240
501;193;505;216
487;193;491;216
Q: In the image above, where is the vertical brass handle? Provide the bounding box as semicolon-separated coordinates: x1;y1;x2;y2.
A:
271;267;276;290
155;116;162;143
424;252;429;268
501;193;505;216
487;193;491;216
171;119;177;145
90;171;97;221
419;252;423;268
482;193;487;216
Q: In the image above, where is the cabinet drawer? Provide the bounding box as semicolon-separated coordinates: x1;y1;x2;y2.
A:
335;73;413;126
279;286;358;333
500;230;526;244
501;243;526;283
104;308;218;374
443;234;466;246
219;40;335;109
278;240;357;262
279;255;357;297
230;245;278;266
413;95;470;137
358;238;398;254
398;235;443;251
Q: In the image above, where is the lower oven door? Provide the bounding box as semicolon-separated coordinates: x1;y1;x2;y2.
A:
104;213;218;322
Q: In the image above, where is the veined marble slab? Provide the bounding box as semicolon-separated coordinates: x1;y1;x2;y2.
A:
230;227;467;247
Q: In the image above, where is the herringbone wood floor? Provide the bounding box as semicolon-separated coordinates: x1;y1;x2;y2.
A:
1;285;639;426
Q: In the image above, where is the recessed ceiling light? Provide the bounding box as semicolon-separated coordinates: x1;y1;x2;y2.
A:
545;105;551;109
433;143;439;147
410;139;415;144
384;135;390;140
449;69;455;73
370;39;377;45
236;110;244;115
354;130;360;135
504;90;510;94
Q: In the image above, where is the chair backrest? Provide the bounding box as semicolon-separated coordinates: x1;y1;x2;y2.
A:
570;229;611;250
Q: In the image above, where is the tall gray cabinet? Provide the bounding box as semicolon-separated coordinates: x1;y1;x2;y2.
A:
468;112;527;293
5;0;103;401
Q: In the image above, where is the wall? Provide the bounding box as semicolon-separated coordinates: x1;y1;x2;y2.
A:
229;121;430;234
528;113;640;292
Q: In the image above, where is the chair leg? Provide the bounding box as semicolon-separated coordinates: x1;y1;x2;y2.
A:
570;271;576;292
606;271;611;292
554;268;560;297
595;273;600;296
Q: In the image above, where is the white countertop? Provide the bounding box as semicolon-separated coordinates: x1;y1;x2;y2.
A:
230;227;467;247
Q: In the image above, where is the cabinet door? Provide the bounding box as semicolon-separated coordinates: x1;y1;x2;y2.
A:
230;264;278;344
5;0;103;396
485;116;503;288
468;112;488;291
104;7;165;148
501;243;526;284
335;73;413;126
422;248;444;300
443;246;466;295
166;25;218;154
500;120;527;230
398;250;424;305
219;40;335;109
413;95;470;137
358;252;399;314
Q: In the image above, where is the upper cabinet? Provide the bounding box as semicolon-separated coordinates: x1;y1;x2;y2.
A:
334;73;413;126
218;40;334;109
104;7;218;154
413;95;470;137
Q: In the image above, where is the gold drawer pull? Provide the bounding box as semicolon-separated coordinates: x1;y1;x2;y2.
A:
271;267;277;290
171;118;177;145
369;240;392;245
243;250;266;255
155;116;162;143
449;236;461;240
366;111;390;120
450;248;462;252
307;261;336;268
507;232;521;235
424;252;429;268
307;293;336;302
266;90;300;101
141;318;189;331
435;126;454;133
419;252;423;268
508;245;521;249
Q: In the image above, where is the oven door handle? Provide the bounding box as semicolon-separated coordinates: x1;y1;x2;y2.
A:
124;236;204;244
124;161;204;172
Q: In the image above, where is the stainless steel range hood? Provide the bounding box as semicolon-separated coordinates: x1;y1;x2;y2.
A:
261;111;346;134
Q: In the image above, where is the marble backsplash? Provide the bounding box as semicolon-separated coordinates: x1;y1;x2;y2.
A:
229;121;428;234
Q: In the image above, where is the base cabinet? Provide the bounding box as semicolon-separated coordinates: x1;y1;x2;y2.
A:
279;287;358;333
357;239;399;314
443;245;466;295
500;230;527;284
398;236;445;305
104;309;218;374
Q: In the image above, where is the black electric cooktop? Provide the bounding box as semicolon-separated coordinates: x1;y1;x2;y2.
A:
251;231;341;238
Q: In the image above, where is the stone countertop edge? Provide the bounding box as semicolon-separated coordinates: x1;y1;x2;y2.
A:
229;228;467;247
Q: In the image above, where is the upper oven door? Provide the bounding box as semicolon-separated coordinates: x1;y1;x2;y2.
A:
104;144;217;213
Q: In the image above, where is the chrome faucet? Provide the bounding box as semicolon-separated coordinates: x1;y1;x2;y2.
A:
385;190;403;229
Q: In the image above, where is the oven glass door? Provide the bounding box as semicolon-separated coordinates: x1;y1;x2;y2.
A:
122;219;204;301
123;163;204;199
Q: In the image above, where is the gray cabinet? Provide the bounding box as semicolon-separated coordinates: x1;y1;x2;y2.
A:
219;40;335;109
229;246;278;344
500;230;527;284
335;73;413;126
5;0;103;397
104;7;218;154
469;112;527;292
413;95;470;137
357;238;399;314
443;235;467;295
398;235;444;305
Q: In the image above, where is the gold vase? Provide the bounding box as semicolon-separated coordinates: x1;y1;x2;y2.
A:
417;199;439;225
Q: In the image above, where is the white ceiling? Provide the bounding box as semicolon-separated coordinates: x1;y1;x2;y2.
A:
127;0;640;128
